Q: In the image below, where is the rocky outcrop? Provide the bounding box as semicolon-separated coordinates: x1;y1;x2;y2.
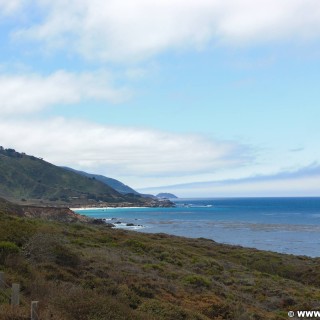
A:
1;196;90;223
21;206;90;223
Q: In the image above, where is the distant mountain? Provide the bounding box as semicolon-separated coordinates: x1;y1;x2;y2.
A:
0;147;127;204
0;147;170;207
62;167;139;195
157;193;178;199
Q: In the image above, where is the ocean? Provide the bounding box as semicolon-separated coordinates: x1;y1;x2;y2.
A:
74;197;320;257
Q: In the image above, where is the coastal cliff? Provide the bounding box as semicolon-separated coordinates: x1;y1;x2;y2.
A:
0;197;90;223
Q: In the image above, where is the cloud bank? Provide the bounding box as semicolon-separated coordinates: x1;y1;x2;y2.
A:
0;71;130;114
0;118;248;180
139;164;320;197
13;0;320;61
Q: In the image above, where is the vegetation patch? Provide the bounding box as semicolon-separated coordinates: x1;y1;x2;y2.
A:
0;241;20;264
183;274;211;288
1;202;320;319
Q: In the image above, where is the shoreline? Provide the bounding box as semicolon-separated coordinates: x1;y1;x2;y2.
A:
73;210;320;258
70;206;149;211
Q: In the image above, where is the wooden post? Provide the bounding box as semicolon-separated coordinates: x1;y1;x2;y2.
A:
11;283;20;306
0;272;4;289
31;301;39;320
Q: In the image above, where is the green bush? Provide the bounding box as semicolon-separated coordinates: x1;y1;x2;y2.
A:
138;299;206;320
0;241;20;264
125;239;148;253
183;274;211;288
54;286;148;320
0;218;37;246
143;263;164;271
54;245;80;268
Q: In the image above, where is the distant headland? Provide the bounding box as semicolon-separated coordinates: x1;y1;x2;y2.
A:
156;193;178;199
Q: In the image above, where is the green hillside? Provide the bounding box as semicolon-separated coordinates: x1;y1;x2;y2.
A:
0;147;162;207
62;167;140;195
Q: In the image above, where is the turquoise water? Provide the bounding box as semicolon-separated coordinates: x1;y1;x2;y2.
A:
75;197;320;257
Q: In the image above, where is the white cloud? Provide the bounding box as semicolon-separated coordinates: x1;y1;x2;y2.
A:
0;0;23;16
0;118;248;180
0;70;131;114
13;0;320;61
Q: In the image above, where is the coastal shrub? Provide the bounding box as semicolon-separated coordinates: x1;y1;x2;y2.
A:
95;234;118;247
203;302;232;319
130;283;155;298
0;241;20;264
0;290;10;304
70;238;89;247
193;258;224;275
150;246;180;264
54;245;80;268
23;232;80;269
69;223;92;232
23;232;66;263
183;274;211;288
54;286;147;320
125;239;148;253
138;299;206;320
115;284;142;310
143;263;164;271
0;304;30;320
0;218;37;246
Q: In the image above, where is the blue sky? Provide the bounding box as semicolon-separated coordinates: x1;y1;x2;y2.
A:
1;0;320;196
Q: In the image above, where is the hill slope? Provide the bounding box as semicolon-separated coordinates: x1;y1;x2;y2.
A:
0;148;125;203
0;147;168;207
62;167;140;195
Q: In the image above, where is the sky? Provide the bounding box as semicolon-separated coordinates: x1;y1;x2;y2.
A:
0;0;320;197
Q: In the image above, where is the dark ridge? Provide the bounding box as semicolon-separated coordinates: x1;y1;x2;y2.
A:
0;146;173;207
